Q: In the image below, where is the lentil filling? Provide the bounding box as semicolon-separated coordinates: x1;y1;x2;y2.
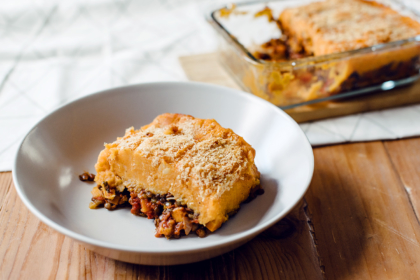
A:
129;190;208;239
89;183;209;238
88;180;263;239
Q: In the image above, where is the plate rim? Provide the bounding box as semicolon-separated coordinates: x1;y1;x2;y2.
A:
12;81;314;254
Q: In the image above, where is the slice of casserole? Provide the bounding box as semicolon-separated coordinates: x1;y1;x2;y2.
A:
89;113;261;238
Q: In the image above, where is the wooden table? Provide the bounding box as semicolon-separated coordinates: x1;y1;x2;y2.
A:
2;55;420;279
1;140;420;279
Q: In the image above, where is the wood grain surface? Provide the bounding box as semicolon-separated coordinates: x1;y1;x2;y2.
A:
179;53;420;123
307;141;420;279
384;138;420;219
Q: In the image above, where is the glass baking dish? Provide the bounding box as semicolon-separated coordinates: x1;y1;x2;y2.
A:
208;0;420;109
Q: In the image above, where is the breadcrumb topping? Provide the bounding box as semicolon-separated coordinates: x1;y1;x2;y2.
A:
281;0;420;55
178;138;246;197
110;114;252;198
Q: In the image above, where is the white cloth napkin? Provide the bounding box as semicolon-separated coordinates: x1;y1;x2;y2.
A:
1;0;420;171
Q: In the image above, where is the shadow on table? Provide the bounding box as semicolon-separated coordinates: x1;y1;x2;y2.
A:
303;164;370;280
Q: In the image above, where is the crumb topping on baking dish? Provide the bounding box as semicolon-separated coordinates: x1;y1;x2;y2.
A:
280;0;420;56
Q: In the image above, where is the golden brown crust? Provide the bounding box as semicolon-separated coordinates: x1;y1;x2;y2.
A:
94;113;260;232
279;0;420;56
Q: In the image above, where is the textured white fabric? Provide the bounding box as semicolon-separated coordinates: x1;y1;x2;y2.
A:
1;0;420;171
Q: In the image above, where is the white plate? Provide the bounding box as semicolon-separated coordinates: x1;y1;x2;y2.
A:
13;82;314;265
